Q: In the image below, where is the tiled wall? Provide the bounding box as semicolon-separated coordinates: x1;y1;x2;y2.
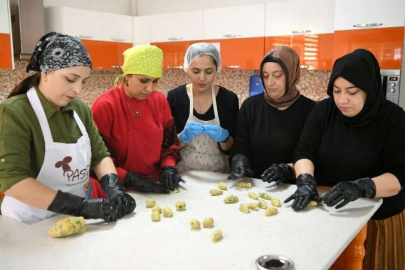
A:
0;61;331;106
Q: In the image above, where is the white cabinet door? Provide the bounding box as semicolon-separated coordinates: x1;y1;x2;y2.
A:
265;0;335;36
0;0;10;34
335;0;405;30
133;16;150;46
150;11;203;42
45;6;103;41
203;4;265;39
101;13;132;42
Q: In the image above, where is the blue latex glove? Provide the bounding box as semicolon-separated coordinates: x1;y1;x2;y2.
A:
179;121;205;143
204;124;229;142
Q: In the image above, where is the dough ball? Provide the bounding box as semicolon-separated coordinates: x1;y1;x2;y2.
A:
146;199;156;208
308;200;318;207
248;192;259;200
236;182;252;188
239;203;250;214
151;211;161;222
218;182;228;190
152;205;161;214
48;217;88;238
203;217;214;228
175;201;186;211
259;192;272;200
265;207;278;216
248;203;259;211
162;207;173;217
223;195;239;204
170;189;180;194
258;199;268;209
211;229;223;242
190;219;201;230
210;189;224;196
271;198;281;208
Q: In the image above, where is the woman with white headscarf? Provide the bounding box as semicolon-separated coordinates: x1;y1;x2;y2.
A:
167;43;239;174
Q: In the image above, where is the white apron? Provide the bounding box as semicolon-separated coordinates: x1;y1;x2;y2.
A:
177;85;230;174
1;87;91;224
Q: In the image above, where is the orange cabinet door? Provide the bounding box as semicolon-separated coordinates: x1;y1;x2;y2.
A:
82;40;132;69
265;34;334;70
333;27;404;69
204;37;265;70
152;41;202;69
0;33;13;69
82;40;105;69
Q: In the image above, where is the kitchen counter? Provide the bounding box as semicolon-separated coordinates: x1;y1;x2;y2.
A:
0;171;382;270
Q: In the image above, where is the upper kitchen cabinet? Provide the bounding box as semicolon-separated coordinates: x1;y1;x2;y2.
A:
203;4;265;39
0;0;14;69
101;13;132;43
150;11;203;42
334;0;405;30
265;0;335;36
133;16;150;46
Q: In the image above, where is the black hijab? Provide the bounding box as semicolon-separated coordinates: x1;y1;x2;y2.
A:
327;49;385;127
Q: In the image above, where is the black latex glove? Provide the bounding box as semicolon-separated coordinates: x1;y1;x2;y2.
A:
261;163;294;185
100;173;136;219
160;166;185;191
284;173;320;211
322;178;376;209
48;190;117;222
228;154;252;180
125;171;170;194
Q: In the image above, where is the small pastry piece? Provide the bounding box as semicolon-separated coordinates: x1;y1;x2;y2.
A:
248;192;259;200
265;207;278;216
48;217;88;238
162;207;173;217
258;199;268;209
308;200;318;207
235;181;252;188
175;201;186;210
170;189;180;194
146;199;156;208
190;219;201;230
211;229;223;242
151;211;161;222
259;193;272;200
152;205;161;214
223;195;239;204
271;198;281;207
210;189;224;196
218;182;228;190
239;203;250;214
203;217;214;228
248;203;259;211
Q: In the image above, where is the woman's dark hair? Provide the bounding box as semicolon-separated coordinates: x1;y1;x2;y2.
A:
7;73;41;99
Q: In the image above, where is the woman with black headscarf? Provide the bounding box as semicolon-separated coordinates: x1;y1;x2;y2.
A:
0;32;135;224
286;49;405;269
229;46;316;183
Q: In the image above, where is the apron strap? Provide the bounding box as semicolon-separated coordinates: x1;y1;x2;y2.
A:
189;85;221;126
72;111;88;136
188;85;194;116
27;88;54;143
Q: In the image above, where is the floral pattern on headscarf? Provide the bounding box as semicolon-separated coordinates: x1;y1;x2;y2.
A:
26;32;92;73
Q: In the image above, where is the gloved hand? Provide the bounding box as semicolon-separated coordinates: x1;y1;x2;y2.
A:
160;166;185;191
322;178;376;209
284;173;320;210
48;190;117;222
100;173;136;219
179;121;205;143
124;171;169;194
204;124;230;142
228;154;252;180
261;163;294;185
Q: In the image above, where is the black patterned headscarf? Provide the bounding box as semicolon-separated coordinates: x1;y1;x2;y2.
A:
26;32;92;73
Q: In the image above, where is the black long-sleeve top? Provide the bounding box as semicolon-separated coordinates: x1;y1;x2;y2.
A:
233;93;316;178
167;85;239;138
294;98;405;220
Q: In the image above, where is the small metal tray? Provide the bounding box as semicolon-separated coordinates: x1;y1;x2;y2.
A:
256;254;294;270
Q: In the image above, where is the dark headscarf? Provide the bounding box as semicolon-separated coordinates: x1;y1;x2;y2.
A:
327;49;385;127
260;46;301;109
26;32;92;73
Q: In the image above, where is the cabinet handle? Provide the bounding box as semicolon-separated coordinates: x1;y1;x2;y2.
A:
112;65;122;69
224;65;241;69
167;65;184;69
167;37;183;41
77;35;93;39
292;30;311;34
353;23;383;28
223;34;240;38
300;65;312;69
111;38;126;42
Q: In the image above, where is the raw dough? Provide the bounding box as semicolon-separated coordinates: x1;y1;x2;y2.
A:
248;203;259;211
212;229;223;242
248;192;259;200
258;199;268;209
162;207;173;217
210;189;224;196
48;217;88;238
146;199;156;208
265;207;278;216
170;189;180;194
152;205;161;214
151;211;161;222
203;217;214;228
259;192;272;200
218;182;228;190
239;203;250;214
271;198;281;207
236;182;252;188
175;201;186;210
308;200;318;207
223;195;239;204
190;219;201;230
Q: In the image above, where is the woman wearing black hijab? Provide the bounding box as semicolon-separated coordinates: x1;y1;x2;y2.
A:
286;49;405;269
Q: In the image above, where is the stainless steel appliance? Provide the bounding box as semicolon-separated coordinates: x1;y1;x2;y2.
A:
381;69;401;105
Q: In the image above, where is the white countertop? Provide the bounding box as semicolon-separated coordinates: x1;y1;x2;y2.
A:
0;171;382;270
